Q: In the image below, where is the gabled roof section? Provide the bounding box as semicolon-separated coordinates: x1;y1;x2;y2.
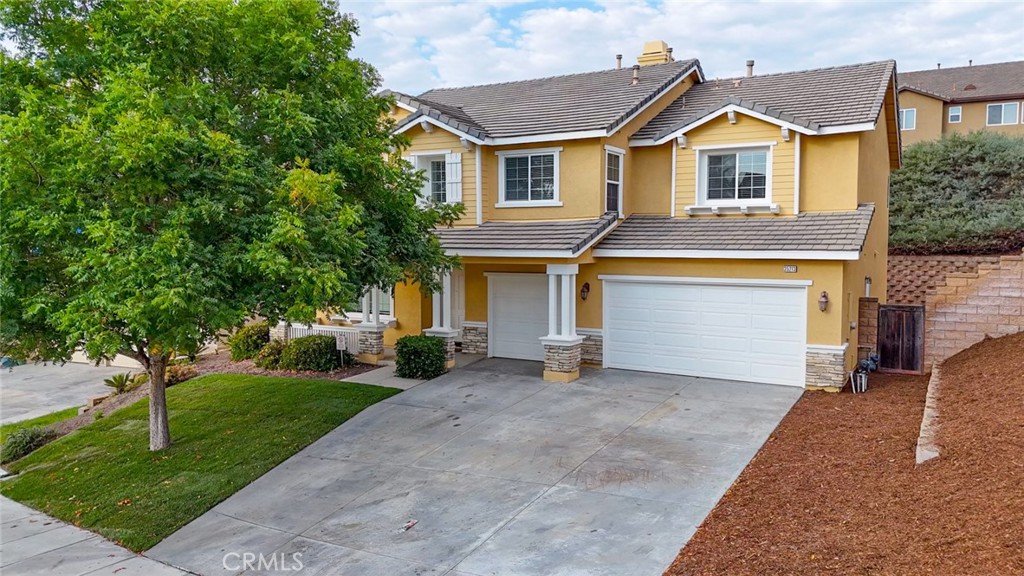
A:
435;213;619;258
633;60;896;144
897;84;951;102
390;59;703;143
898;61;1024;103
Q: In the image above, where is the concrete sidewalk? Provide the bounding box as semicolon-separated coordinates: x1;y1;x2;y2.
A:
0;496;189;576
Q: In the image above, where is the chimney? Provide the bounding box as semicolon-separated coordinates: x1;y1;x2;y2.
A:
637;40;672;66
616;54;622;69
937;63;941;69
746;59;755;77
631;64;640;85
969;59;973;66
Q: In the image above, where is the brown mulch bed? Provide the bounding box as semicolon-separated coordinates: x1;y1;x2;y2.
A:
193;351;378;380
665;331;1024;576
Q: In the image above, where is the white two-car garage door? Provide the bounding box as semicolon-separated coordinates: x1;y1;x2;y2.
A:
603;278;807;387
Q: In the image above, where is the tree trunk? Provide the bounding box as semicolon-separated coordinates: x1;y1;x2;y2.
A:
148;355;172;451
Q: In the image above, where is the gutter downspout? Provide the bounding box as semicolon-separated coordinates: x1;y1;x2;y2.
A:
475;144;483;225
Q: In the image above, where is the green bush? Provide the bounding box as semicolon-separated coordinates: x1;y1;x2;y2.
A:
103;372;135;394
254;340;286;369
395;335;446;379
165;364;199;386
278;335;340;372
1;427;58;464
229;322;270;361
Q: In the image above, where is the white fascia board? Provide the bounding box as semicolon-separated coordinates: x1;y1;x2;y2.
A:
592;248;860;260
629;137;659;147
406;148;452;156
394;116;486;145
607;65;700;137
494;146;564;156
447;249;575;258
489;130;606;145
649;105;818;146
395;101;418;113
816;122;877;135
597;274;814;287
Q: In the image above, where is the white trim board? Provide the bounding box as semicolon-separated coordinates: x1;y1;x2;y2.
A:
806;343;850;353
597;274;814;288
592;249;860;261
395;116;485;145
462;321;487;328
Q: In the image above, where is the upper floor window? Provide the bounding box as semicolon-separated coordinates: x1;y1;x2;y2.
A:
496;147;562;207
408;151;462;204
899;108;916;130
605;146;623;216
987;102;1019;126
948;105;962;124
699;147;770;204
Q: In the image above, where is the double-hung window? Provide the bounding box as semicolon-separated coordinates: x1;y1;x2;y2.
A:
429;159;447;202
899;108;916;130
948;105;962;124
987;102;1019;126
496;147;561;207
700;147;770;204
605;147;623;216
406;152;462;205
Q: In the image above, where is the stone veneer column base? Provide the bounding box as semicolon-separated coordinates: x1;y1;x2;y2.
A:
805;346;847;391
269;322;289;342
543;339;583;383
578;331;603;366
356;324;386;365
461;324;488;355
424;328;458;369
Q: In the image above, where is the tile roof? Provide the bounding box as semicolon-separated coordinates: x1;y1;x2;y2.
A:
392;60;702;139
596;205;874;253
436;213;619;255
633;61;896;141
898;60;1024;102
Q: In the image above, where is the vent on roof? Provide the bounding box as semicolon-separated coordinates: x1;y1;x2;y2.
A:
616;54;622;69
631;64;640;86
964;83;977;91
746;59;755;77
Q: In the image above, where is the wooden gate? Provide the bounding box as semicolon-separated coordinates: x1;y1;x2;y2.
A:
878;305;925;373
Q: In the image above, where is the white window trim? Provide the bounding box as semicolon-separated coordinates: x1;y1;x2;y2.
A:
604;148;624;216
986;102;1020;126
694;144;774;207
948;105;962;124
411;153;448;204
332;288;395;323
495;146;563;208
899;108;917;131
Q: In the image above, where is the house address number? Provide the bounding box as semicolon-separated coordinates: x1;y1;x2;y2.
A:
783;265;798;273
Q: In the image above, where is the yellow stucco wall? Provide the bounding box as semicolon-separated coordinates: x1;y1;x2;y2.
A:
898;92;1024;146
799;132;861;212
384;280;432;346
945;100;1024;137
626;144;673;215
402;125;479;227
897;91;945;146
673;114;796;216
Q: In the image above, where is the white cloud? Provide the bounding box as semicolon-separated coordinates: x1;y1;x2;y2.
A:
346;0;1023;94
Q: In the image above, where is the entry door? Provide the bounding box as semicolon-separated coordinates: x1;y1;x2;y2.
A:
604;280;807;386
489;274;547;361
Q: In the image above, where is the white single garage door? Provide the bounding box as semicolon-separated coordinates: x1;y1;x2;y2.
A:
489;274;548;361
604;279;807;386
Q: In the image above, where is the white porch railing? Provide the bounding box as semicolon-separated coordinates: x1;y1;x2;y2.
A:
285;323;359;354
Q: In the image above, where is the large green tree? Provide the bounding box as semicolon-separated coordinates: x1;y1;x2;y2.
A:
0;0;457;449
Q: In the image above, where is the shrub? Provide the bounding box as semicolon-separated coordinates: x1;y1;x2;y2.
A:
103;372;135;394
1;427;58;464
132;372;149;388
254;340;286;369
278;335;340;372
229;322;270;361
342;349;356;367
165;364;199;386
395;335;446;379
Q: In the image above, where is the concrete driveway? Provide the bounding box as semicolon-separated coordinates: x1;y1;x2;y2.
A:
0;363;126;423
147;358;801;576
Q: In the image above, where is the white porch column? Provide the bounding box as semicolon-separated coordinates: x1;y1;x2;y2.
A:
442;271;453;330
361;290;370;320
548;274;559;338
370;287;381;326
560;273;572;338
431;287;442;331
356;286;386;365
542;264;583;383
425;270;459;369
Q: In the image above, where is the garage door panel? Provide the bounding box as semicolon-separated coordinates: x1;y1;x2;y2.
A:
490;275;547;361
604;280;806;387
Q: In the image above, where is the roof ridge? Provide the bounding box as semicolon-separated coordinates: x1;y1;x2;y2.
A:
702;59;895;84
901;60;1024;74
419;59;694;95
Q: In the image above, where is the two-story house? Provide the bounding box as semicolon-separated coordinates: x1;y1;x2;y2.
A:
342;41;899;391
897;60;1024;147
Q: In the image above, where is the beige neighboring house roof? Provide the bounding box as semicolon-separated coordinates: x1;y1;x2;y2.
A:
898;61;1024;103
632;60;896;143
594;205;874;258
388;59;704;142
435;213;619;257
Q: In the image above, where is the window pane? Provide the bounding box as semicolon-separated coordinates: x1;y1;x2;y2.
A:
606;182;619;214
706;154;736;200
949;106;961;122
606;152;621;182
988;104;1002;125
504;156;529;201
530;154;555;201
430;160;446;202
1004;103;1019;124
737;151;767;199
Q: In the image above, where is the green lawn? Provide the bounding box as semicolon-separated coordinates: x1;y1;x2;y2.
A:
0;407;81;444
0;374;399;551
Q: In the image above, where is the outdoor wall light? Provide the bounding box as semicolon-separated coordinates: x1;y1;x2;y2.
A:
780;126;791;142
580;282;591;301
818;291;830;312
865;276;872;298
676;135;687;148
459;137;471;150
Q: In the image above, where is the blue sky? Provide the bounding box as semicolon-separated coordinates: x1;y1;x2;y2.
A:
343;0;1024;94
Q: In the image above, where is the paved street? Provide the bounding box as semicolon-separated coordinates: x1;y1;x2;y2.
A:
0;363;126;423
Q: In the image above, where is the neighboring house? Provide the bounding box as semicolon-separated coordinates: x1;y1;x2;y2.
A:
332;41;900;391
897;60;1024;147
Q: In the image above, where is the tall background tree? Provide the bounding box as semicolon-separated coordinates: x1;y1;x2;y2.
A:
0;0;457;449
